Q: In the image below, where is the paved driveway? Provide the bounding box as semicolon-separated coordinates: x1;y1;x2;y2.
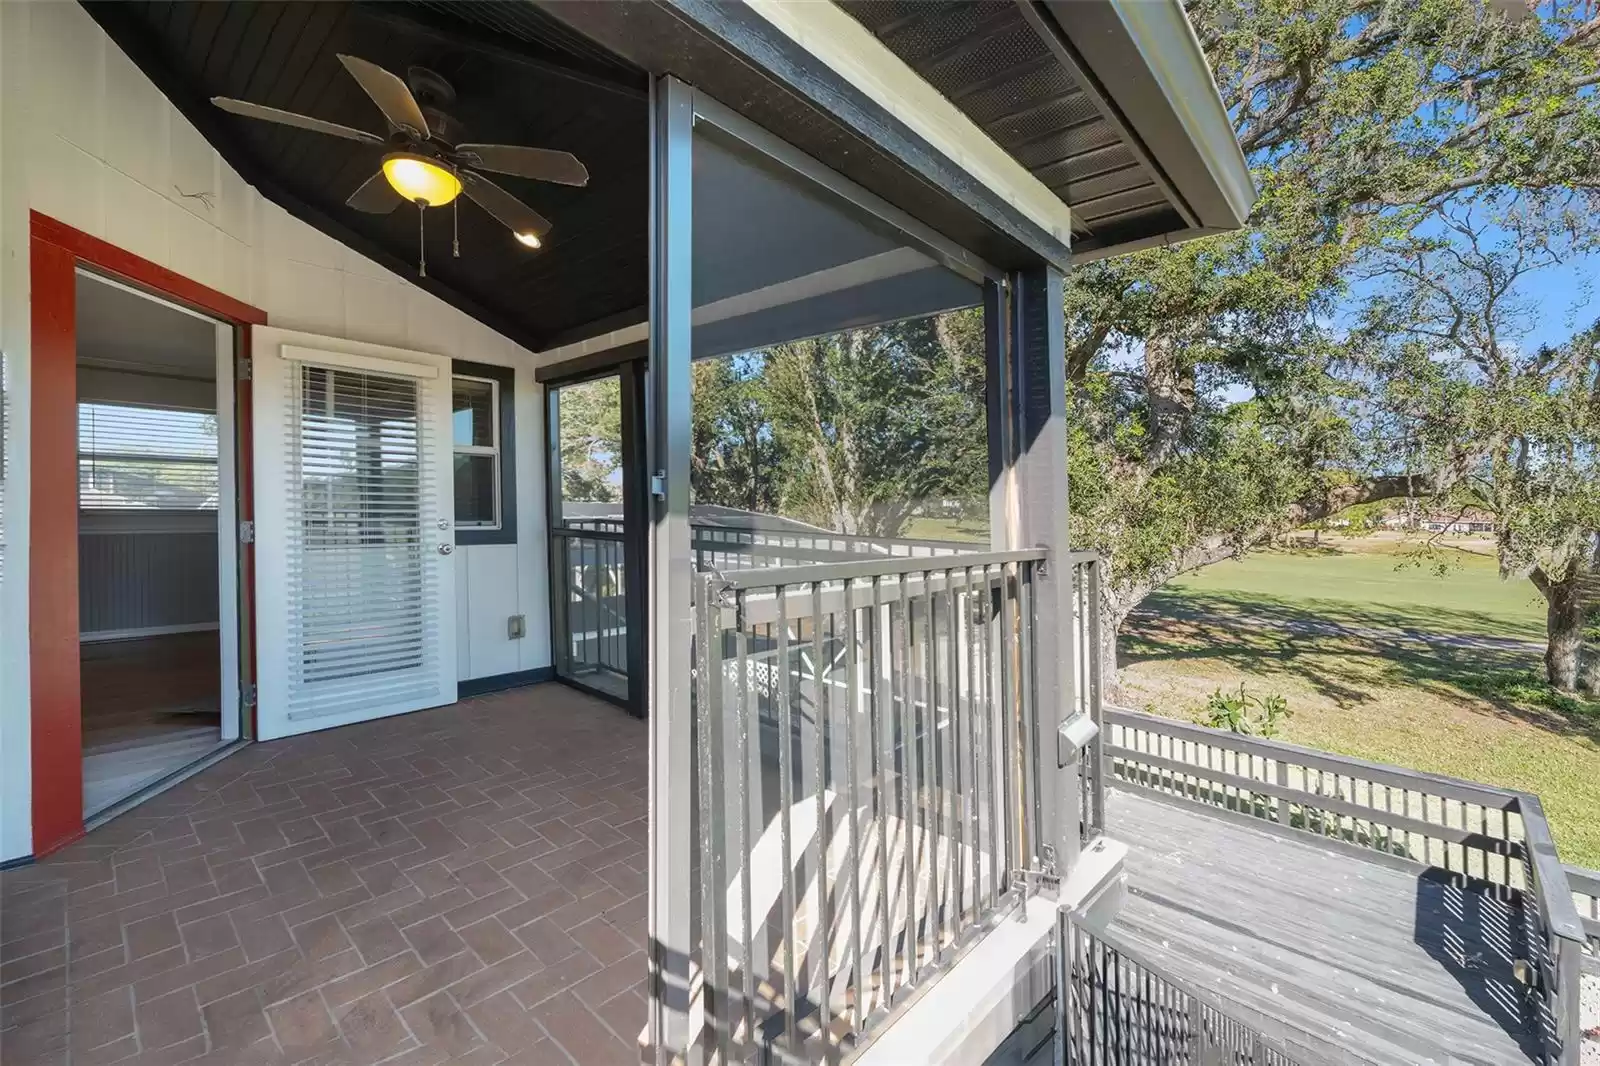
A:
1;684;648;1066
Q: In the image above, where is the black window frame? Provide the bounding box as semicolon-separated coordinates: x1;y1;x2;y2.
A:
452;359;517;546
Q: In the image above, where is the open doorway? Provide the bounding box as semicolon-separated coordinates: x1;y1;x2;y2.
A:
75;271;242;818
545;363;646;713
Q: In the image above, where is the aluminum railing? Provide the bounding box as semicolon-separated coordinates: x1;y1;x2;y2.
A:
690;547;1050;1062
1068;552;1106;841
550;523;629;685
1056;915;1338;1066
1566;864;1600;972
1103;707;1587;1066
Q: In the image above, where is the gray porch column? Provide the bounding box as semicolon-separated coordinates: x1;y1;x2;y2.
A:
646;75;695;1064
1008;266;1079;880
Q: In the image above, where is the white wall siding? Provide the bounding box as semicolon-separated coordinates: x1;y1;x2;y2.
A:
0;1;550;862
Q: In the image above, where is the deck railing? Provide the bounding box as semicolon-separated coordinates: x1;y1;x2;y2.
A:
1056;914;1334;1066
690;547;1049;1061
1067;552;1106;841
1566;864;1600;971
1104;707;1588;1066
550;523;630;684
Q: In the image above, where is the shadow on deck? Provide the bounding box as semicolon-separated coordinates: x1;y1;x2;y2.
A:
1108;788;1542;1065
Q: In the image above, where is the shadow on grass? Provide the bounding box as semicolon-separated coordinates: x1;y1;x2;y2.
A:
1124;589;1600;745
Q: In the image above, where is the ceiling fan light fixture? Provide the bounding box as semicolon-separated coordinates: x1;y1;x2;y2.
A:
381;152;461;207
513;230;543;249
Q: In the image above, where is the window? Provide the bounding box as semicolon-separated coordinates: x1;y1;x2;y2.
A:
451;361;517;544
78;402;219;510
453;376;499;528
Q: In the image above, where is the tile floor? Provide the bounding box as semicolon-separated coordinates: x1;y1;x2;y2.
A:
1;683;648;1066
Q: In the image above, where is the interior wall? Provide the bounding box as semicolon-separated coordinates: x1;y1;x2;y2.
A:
0;2;551;861
79;511;218;640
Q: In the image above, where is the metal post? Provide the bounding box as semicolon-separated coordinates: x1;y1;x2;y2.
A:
1009;266;1079;881
646;74;695;1066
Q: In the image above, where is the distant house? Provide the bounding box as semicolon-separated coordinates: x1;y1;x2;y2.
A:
1381;508;1495;533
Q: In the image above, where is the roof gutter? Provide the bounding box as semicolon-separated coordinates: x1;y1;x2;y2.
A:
1040;0;1256;255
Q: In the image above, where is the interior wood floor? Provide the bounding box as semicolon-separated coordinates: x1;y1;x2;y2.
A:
81;632;225;817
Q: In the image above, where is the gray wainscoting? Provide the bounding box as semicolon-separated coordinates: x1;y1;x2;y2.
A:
79;513;218;639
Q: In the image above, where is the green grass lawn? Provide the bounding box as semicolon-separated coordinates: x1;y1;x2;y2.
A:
1120;536;1600;867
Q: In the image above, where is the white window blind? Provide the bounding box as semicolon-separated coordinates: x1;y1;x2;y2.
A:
78;402;219;510
284;363;441;721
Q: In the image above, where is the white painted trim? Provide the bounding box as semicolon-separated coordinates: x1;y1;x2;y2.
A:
279;344;440;380
214;322;239;743
81;622;220;643
252;326;459;741
743;1;1075;245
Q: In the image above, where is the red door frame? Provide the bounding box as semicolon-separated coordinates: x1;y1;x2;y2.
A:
29;211;268;857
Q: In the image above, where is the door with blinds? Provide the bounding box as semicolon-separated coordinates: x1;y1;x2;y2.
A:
252;328;458;740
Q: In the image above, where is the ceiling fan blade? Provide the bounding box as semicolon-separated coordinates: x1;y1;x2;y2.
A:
337;54;429;139
211;97;384;144
455;145;589;187
346;171;404;214
462;172;552;241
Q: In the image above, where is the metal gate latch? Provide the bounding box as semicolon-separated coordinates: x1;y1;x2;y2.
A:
1010;845;1060;917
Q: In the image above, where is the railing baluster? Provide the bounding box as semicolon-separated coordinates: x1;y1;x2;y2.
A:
697;574;730;1059
943;567;961;947
895;579;918;987
964;566;980;929
872;575;893;1014
776;585;799;1055
810;581;832;1058
842;577;864;1037
921;567;939;963
980;564;999;910
734;600;755;1049
997;563;1017;888
1018;561;1039;876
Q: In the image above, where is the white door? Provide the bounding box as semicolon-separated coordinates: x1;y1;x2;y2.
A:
252;327;458;740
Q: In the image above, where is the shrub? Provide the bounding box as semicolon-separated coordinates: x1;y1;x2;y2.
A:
1199;684;1292;738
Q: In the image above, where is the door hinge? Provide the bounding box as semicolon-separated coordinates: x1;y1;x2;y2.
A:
241;683;257;710
237;356;252;381
239;520;255;544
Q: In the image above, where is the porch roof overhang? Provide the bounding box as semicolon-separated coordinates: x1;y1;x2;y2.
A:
837;0;1257;263
82;0;1252;357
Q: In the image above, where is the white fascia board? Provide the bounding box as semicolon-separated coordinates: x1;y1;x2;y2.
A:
743;0;1076;248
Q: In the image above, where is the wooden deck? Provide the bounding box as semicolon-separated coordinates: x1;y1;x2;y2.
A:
986;789;1545;1065
1105;788;1542;1065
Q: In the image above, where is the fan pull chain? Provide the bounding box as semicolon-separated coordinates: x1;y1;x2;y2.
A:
416;199;427;278
453;191;461;258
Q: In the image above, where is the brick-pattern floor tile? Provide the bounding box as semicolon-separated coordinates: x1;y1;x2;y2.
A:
0;686;646;1066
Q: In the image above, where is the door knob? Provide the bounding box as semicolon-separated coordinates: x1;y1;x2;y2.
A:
439;543;454;555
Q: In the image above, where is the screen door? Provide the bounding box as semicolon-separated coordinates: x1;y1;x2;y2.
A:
252;328;458;739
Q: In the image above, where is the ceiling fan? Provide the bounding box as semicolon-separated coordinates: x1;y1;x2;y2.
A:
212;55;588;275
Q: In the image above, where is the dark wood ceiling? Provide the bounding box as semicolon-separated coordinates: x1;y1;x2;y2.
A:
839;0;1188;257
83;1;650;353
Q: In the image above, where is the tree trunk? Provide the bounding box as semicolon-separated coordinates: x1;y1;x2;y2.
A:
1580;642;1600;696
1539;568;1584;692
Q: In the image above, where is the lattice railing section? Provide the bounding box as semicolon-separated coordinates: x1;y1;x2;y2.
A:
689;549;1050;1062
1104;707;1589;1066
